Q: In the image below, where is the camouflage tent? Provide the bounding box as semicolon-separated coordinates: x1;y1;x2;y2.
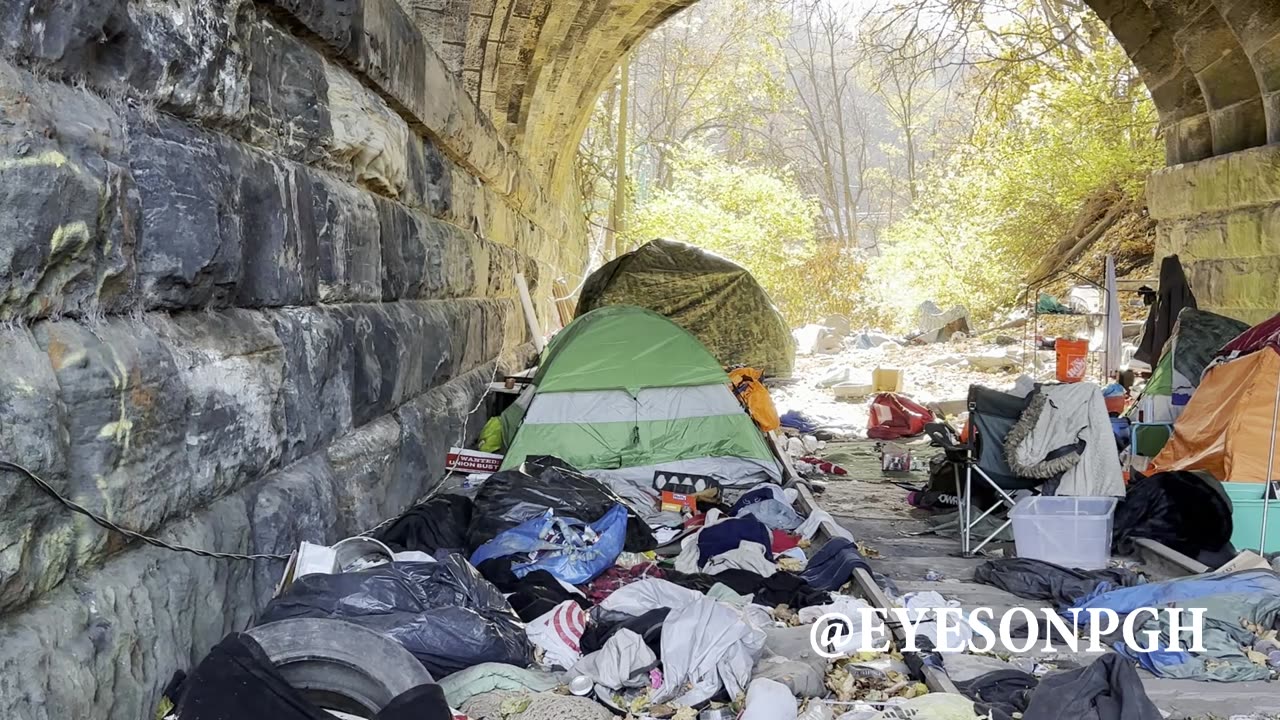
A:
576;239;796;377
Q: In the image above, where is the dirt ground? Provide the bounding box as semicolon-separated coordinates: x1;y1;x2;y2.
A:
768;335;1029;519
770;336;1028;437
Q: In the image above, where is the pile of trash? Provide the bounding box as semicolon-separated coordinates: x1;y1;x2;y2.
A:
159;457;934;720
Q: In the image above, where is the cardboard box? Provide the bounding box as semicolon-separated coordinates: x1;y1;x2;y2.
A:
661;490;698;513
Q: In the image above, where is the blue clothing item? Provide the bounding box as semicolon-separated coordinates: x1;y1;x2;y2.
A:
779;411;818;435
1071;569;1280;620
731;487;778;515
737;499;803;531
1112;643;1191;676
469;505;628;584
697;517;773;568
800;538;871;592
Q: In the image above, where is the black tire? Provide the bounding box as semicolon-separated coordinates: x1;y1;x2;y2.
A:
247;618;434;716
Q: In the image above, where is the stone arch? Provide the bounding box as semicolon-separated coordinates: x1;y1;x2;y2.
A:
445;0;1280;188
1211;0;1280;144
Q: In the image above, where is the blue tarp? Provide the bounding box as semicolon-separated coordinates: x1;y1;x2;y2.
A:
469;505;628;584
1070;570;1280;682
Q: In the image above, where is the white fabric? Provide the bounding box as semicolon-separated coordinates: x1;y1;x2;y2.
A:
653;595;768;706
1009;383;1125;497
523;384;742;425
796;507;854;542
525;600;587;669
570;628;656;690
1105;256;1122;377
740;678;798;720
392;551;436;563
798;596;889;655
704;541;777;577
600;579;702;615
900;591;972;654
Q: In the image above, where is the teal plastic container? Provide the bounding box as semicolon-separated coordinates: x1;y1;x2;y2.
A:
1222;482;1280;553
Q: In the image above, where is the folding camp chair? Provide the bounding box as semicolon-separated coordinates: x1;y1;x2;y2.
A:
925;385;1042;556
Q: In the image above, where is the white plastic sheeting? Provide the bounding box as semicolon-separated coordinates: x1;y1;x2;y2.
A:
652;595;769;706
740;678;799;720
599;579;703;615
570;628;656;690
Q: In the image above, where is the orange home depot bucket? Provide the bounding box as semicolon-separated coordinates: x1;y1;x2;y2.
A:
1055;338;1089;383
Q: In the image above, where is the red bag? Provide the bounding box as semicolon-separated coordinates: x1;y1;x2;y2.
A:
867;393;934;440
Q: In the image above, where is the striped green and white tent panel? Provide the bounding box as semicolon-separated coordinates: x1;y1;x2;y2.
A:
500;305;781;489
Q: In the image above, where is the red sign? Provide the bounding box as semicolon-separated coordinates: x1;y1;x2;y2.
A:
445;448;503;473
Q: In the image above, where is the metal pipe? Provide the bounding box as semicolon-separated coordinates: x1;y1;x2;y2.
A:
514;273;545;353
1261;358;1280;552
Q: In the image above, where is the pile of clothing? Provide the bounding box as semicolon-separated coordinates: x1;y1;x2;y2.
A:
163;458;881;720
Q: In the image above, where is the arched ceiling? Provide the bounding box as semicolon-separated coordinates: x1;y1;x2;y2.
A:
400;0;1280;190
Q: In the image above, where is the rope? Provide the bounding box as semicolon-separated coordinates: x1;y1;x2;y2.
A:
0;460;290;561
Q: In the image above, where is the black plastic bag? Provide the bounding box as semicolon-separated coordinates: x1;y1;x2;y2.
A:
467;456;656;552
376;494;474;554
259;555;533;678
1112;471;1233;559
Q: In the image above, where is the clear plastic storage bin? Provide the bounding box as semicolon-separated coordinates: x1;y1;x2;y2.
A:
1009;496;1118;570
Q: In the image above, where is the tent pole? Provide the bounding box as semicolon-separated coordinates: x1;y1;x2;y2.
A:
1262;357;1280;553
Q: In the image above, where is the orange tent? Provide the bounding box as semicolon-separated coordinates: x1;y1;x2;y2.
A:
1149;348;1280;482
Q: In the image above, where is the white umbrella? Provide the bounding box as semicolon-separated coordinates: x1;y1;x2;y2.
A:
1104;255;1122;379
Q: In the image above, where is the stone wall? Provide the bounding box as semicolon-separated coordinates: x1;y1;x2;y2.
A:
0;1;580;718
1149;144;1280;325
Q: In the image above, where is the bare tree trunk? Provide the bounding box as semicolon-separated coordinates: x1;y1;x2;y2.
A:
608;54;631;260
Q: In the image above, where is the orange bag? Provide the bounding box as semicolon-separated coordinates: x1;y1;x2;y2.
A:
729;368;781;432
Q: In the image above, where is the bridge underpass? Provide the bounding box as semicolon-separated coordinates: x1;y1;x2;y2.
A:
1;0;1280;716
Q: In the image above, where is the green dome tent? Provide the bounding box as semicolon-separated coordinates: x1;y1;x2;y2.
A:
575;239;796;377
500;305;782;494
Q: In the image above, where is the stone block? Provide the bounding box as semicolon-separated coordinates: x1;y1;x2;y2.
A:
268;307;354;464
248;453;339;600
309;173;383;303
245;20;333;165
1228;143;1280;209
0;61;137;321
0;492;257;720
388;300;456;397
0;329;70;609
1265;91;1280;145
340;303;409;426
3;310;285;613
129;115;243;308
325;415;403;536
1255;36;1280;92
233;149;320;307
0;0;250;123
324;59;411;197
1186;256;1280;311
403;131;453;217
265;0;357;49
378;197;439;300
442;224;482;298
392;361;494;511
1208;99;1268;156
1163;113;1215;166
